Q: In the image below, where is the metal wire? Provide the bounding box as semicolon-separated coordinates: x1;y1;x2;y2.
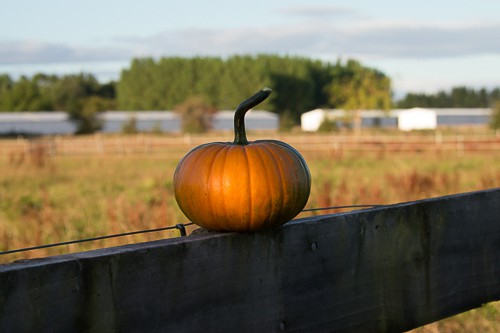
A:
0;204;381;256
0;223;194;256
301;204;384;212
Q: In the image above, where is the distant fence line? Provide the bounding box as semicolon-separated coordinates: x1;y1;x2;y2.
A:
0;133;499;157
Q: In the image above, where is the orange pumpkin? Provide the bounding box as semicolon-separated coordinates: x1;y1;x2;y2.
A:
173;88;311;231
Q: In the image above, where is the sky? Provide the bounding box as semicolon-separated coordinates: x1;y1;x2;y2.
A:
1;0;500;98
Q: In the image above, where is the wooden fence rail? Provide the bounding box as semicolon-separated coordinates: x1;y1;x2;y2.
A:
1;188;499;332
1;134;499;156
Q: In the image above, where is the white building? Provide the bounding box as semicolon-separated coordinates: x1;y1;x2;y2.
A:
300;109;332;131
301;108;492;132
397;108;437;131
300;109;397;131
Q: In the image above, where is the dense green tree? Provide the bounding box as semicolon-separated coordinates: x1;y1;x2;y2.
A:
51;74;99;111
73;101;104;134
397;86;500;108
0;76;51;111
47;74;113;133
0;73;115;116
116;54;340;128
326;59;391;109
490;88;500;103
0;74;14;111
490;101;500;130
325;59;392;133
121;115;138;134
97;81;116;100
317;118;339;132
174;96;216;133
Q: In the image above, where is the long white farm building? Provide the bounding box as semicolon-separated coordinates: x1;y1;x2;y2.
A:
300;108;492;131
0;110;278;135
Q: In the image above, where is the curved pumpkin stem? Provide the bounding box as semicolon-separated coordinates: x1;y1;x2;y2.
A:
233;87;272;145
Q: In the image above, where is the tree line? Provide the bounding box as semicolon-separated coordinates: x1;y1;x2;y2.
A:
0;55;391;132
117;55;391;129
396;86;500;108
0;73;116;133
1;54;499;133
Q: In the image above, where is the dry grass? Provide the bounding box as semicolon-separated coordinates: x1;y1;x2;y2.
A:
0;151;187;260
1;135;498;258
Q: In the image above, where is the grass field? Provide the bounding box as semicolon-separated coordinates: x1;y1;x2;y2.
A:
0;131;499;331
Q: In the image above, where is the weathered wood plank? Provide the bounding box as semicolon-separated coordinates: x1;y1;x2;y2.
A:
1;188;499;332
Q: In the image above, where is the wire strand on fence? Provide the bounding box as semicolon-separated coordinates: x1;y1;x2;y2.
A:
301;204;384;212
0;223;194;256
0;204;382;256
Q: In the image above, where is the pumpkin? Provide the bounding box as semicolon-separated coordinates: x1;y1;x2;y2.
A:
173;88;311;232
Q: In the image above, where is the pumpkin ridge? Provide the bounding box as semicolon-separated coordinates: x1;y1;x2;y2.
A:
218;145;231;230
262;140;312;193
205;144;228;231
249;144;273;228
257;143;285;227
173;145;209;225
264;140;312;204
192;145;221;226
242;146;253;230
266;142;307;222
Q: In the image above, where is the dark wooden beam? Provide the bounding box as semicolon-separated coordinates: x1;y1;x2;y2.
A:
1;188;499;332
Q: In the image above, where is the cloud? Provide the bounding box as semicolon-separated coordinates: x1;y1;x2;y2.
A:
134;20;500;59
275;4;359;20
1;20;500;65
337;21;500;58
0;40;131;64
